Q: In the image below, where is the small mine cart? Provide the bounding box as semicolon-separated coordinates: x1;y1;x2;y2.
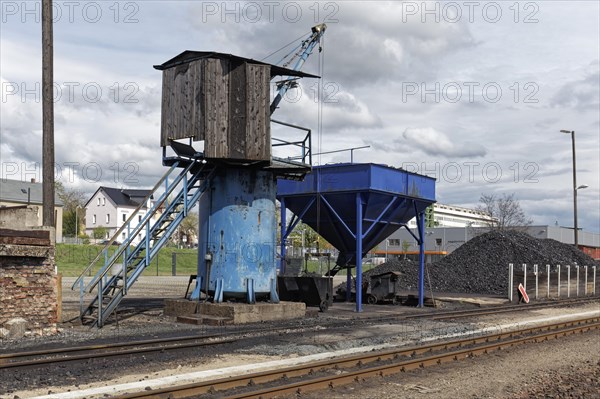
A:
366;271;402;304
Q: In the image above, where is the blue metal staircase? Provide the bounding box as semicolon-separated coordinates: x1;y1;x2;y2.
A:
72;159;213;327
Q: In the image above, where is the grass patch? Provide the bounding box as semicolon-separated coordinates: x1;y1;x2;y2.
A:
56;244;198;277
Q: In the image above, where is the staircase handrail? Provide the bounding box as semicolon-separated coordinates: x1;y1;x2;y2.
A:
81;161;199;293
71;162;180;290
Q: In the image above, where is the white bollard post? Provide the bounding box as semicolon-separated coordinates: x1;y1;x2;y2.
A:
557;265;561;297
508;263;514;302
584;266;588;295
576;265;579;297
534;264;538;300
547;265;550;298
567;266;571;298
523;263;527;292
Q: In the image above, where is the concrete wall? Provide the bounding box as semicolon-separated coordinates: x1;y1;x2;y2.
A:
0;202;63;243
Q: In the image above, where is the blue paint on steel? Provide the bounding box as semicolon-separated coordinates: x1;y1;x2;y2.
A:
270;278;279;303
247;278;255;304
277;163;436;308
279;198;287;274
191;276;202;300
198;168;277;301
345;268;352;302
417;211;426;307
277;163;435;264
278;163;435;200
355;192;363;312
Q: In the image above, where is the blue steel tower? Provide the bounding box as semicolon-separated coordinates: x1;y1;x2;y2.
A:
156;25;326;304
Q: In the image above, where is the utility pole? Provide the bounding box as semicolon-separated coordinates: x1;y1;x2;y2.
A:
42;0;55;228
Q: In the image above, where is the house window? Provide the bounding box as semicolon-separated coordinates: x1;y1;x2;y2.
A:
122;232;126;240
102;197;105;206
93;214;96;224
97;198;100;206
388;239;401;246
138;215;142;223
122;214;126;222
106;214;110;224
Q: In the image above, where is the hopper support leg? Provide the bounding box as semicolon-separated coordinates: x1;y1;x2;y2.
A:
417;210;426;307
280;199;287;274
346;268;352;302
355;192;363;312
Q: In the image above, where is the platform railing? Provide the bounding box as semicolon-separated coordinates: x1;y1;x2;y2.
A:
74;159;213;326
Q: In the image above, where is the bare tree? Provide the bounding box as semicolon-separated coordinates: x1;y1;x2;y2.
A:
477;193;532;231
56;182;86;237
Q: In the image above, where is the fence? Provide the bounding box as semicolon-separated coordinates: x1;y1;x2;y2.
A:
508;263;597;302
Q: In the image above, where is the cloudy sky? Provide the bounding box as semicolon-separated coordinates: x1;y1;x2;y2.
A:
1;1;598;232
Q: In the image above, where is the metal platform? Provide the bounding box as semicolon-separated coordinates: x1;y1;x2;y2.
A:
277;163;436;311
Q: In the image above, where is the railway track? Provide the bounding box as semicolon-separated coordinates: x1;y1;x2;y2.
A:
0;297;596;370
404;296;598;321
113;316;600;399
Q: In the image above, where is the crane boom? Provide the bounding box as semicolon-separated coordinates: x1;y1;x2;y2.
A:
270;23;326;114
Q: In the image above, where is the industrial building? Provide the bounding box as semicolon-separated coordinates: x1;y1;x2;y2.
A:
406;203;495;229
375;225;600;261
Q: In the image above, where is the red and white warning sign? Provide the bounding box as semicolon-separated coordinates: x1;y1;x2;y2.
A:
518;283;530;304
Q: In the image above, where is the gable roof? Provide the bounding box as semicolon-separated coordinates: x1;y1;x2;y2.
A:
86;186;152;208
153;51;320;79
0;179;64;206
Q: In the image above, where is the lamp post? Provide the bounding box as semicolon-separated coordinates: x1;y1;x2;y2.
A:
75;205;81;244
385;239;389;261
560;129;588;247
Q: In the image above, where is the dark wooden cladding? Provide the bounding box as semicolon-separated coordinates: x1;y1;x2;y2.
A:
203;58;230;159
245;64;270;160
159;56;271;162
160;60;205;146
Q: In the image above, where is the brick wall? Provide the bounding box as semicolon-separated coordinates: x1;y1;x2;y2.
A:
0;228;58;336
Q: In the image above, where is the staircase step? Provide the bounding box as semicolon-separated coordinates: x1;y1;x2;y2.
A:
176;314;233;326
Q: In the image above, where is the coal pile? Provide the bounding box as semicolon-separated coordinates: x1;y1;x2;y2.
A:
360;230;599;296
363;259;421;291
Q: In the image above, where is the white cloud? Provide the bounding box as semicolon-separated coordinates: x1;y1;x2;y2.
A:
402;127;487;158
0;1;598;232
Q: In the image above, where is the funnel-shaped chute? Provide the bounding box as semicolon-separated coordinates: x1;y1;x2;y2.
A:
277;163;436;268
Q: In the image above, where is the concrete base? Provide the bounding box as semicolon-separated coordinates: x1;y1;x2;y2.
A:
198;302;306;324
176;314;233;326
164;299;198;317
165;299;306;325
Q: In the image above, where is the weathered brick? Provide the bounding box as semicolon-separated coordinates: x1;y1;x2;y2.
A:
0;236;58;338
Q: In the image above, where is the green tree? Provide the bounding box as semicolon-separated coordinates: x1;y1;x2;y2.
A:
93;226;108;240
289;222;332;253
176;212;199;247
56;182;86;237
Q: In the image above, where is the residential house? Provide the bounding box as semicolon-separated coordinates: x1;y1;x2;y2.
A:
84;187;154;244
0;178;64;242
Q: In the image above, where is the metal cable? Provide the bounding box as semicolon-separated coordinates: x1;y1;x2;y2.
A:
260;32;308;63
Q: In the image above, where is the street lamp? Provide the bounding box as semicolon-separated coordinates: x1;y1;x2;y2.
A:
75;205;82;244
560;130;588;247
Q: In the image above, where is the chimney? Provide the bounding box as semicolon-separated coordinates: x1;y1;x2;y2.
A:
31;178;36;183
